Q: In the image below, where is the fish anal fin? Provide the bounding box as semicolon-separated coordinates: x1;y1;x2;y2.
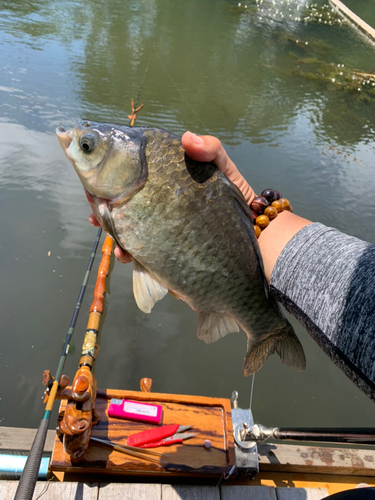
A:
132;260;168;314
197;312;239;344
242;324;306;376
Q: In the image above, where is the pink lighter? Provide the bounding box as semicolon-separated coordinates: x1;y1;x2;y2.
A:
107;398;162;424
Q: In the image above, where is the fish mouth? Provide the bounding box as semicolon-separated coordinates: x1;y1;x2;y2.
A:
56;126;73;152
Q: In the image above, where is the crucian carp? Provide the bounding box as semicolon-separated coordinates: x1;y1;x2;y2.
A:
56;121;306;376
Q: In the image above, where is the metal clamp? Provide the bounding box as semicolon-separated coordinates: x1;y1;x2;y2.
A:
230;390;259;477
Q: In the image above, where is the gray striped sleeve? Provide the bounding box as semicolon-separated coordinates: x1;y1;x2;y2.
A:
270;222;375;401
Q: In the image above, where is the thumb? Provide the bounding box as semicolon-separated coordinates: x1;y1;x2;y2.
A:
181;131;256;204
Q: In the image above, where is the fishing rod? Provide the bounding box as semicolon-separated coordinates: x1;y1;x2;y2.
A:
15;97;145;499
241;424;375;446
14;228;103;500
57;101;145;459
58;234;113;459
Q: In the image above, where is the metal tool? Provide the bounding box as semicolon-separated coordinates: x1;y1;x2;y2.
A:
90;437;169;464
127;424;195;448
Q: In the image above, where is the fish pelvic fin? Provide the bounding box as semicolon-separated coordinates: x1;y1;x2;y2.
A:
132;260;168;314
242;324;306;376
197;312;239;344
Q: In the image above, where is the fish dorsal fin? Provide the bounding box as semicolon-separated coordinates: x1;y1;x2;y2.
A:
197;312;239;344
132;260;168;313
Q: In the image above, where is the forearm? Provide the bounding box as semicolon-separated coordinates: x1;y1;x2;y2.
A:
258;211;312;283
267;221;375;401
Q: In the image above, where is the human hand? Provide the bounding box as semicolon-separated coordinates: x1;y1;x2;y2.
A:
181;131;256;205
89;131;256;263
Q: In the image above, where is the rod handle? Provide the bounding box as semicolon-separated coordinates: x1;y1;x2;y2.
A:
14;417;50;500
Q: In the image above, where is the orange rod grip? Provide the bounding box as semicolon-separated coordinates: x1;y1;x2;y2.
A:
90;235;113;313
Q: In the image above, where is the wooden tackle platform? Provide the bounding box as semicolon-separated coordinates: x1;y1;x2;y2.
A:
51;388;236;478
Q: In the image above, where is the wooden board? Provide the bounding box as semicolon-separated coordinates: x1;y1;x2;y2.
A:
329;0;375;41
162;485;220;500
276;488;328;500
99;483;161;500
50;389;236;477
258;442;375;476
0;426;55;453
0;481;99;500
221;485;277;500
0;481;333;500
252;471;375;497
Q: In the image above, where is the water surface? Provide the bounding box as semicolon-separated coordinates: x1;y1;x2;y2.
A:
1;0;375;430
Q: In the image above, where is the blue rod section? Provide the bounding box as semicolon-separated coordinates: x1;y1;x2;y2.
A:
0;455;49;479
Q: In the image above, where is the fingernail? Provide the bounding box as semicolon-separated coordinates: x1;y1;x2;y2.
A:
191;132;203;145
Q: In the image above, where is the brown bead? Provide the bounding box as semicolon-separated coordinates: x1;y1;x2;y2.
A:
279;198;290;210
284;204;293;212
271;200;283;212
260;189;277;203
252;210;258;222
264;206;278;220
254;225;261;238
256;215;270;229
251;196;269;215
274;190;281;201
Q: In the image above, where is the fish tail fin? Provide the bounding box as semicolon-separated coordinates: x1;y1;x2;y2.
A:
242;323;306;376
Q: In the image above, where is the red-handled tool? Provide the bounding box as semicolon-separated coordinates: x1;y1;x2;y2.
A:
138;432;195;448
127;424;194;448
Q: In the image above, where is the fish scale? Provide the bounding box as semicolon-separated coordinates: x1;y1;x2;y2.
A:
57;121;306;376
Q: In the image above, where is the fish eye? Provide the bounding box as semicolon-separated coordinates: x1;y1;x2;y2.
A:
79;133;97;153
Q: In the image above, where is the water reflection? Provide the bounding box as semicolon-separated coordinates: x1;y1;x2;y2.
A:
1;0;375;145
0;0;375;428
0;122;95;253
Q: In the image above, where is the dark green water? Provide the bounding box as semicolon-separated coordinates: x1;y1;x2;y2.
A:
1;0;375;431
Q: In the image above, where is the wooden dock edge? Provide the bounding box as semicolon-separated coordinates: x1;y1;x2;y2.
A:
2;427;375;477
329;0;375;41
0;481;331;500
258;442;375;477
0;426;55;453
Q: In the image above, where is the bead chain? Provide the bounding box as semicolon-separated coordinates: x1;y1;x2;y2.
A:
250;189;292;238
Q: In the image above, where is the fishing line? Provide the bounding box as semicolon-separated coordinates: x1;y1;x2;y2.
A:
134;53;153;110
152;42;209;133
249;373;255;415
34;478;53;500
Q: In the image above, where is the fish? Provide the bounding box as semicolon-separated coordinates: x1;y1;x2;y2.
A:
56;120;306;376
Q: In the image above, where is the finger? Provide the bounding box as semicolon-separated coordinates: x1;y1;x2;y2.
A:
181;132;238;178
114;245;132;264
181;132;256;205
89;212;101;227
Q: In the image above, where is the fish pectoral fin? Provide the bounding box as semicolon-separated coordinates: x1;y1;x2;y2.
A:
168;290;180;300
132;260;168;314
242;324;306;376
197;312;239;344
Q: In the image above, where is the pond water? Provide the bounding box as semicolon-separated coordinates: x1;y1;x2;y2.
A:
1;0;375;431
